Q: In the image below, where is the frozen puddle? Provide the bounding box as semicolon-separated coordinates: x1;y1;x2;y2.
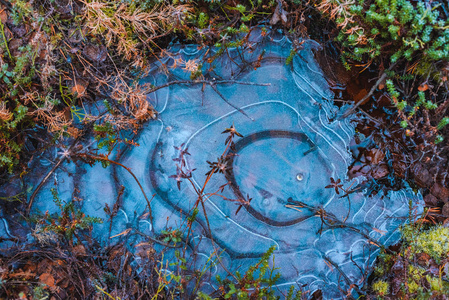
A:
27;29;422;298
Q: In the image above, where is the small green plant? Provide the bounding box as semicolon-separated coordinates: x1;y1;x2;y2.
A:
215;245;283;299
32;188;103;244
317;0;449;145
161;228;183;245
325;0;449;63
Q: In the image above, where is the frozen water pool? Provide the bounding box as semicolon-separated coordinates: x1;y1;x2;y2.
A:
24;29;422;298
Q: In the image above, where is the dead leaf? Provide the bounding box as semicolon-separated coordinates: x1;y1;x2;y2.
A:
11;24;27;37
424;194;439;207
372;164;389;179
367;148;385;164
39;273;55;288
0;9;7;23
8;270;35;279
72;244;86;257
83;44;107;63
443;202;449;218
353;88;368;104
431;183;449;202
139;212;151;219
416;252;430;267
67;28;84;44
270;0;288;25
71;79;87;98
418;83;429;92
411;163;432;187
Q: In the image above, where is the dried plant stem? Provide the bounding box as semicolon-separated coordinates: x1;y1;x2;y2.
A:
324;255;363;296
26;138;81;216
79;153;154;226
147;79;270;94
133;229;181;248
0;19;12;61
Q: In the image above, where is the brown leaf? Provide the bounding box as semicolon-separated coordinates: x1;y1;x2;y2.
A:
72;244;86;257
354;88;368;104
431;183;449;202
418;84;429;92
8;270;35;279
424;194;439;207
67;28;84;44
416;252;430;267
39;273;55;288
392;160;406;178
372;164;389;179
391;257;404;277
367;148;385;164
411;163;432;187
37;259;51;274
270;1;287;25
83;44;107;63
0;9;7;23
71;79;88;98
442;202;449;218
11;24;27;37
139;212;151;219
428;261;440;277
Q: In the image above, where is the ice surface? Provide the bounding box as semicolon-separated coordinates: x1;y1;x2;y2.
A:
18;28;423;298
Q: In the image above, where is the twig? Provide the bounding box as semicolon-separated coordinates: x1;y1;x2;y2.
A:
210;83;254;121
0;0;12;10
324;256;363;296
133;229;182;248
26;141;79;216
78;153;154;226
147;79;270;94
339;63;396;120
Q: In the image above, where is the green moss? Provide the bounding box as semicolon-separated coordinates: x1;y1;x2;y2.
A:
406;226;449;263
372;280;389;296
408;280;420;294
427;275;441;292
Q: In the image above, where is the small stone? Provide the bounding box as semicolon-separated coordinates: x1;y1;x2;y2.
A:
431;183;449;202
